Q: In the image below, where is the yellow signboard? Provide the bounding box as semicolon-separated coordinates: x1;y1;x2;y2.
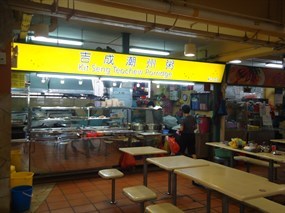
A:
12;43;225;83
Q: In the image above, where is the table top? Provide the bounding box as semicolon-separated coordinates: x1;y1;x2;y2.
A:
270;139;285;144
174;164;285;201
206;142;285;163
12;139;28;143
146;155;209;171
119;146;167;156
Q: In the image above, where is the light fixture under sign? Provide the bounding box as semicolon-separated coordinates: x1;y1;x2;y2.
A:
37;73;98;80
100;77;150;83
152;80;195;86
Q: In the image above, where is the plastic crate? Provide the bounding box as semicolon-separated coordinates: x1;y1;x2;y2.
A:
214;148;232;158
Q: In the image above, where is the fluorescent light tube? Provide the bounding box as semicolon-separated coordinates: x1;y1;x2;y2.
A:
37;73;98;80
129;47;170;56
152;80;195;86
228;60;242;64
265;63;283;69
30;36;83;46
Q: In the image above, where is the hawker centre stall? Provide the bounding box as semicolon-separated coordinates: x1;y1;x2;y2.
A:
11;42;225;175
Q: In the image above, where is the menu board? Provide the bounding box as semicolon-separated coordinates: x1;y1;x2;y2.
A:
226;64;285;87
11;72;25;88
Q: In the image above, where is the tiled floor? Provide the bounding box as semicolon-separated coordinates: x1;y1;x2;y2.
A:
31;163;285;213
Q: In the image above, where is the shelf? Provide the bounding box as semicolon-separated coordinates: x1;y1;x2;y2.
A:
190;93;213;111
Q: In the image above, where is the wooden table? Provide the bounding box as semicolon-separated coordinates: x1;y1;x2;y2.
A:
174;163;285;213
206;142;285;181
119;146;167;185
146;155;209;204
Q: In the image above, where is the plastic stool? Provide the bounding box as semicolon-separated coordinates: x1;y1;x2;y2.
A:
123;185;157;213
145;203;184;213
98;168;124;204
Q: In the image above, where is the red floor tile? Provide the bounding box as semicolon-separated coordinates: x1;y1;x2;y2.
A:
36;202;49;212
50;207;75;213
72;203;97;213
68;197;91;207
47;200;71;211
34;164;285;213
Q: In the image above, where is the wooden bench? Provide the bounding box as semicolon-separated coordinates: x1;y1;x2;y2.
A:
244;197;285;213
234;156;280;180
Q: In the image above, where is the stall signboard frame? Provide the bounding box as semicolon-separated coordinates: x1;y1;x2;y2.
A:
12;43;225;83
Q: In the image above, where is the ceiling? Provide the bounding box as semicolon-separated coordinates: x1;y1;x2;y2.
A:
3;0;285;67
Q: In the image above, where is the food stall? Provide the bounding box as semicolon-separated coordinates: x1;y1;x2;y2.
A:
11;42;225;176
224;64;285;146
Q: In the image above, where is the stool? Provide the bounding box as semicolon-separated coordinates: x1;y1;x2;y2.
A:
123;185;157;213
145;203;184;213
98;168;124;204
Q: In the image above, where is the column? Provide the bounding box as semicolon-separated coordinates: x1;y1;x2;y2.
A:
0;2;12;210
122;32;130;54
0;42;12;212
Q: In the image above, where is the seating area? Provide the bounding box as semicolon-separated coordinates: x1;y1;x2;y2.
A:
32;162;285;213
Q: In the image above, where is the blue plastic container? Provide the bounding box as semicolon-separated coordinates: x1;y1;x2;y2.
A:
162;129;169;134
11;185;33;212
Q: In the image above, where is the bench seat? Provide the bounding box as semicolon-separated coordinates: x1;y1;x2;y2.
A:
245;197;285;213
234;155;280;180
234;156;280;168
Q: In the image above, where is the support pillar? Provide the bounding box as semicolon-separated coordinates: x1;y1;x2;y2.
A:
0;2;13;212
0;42;12;212
122;32;130;54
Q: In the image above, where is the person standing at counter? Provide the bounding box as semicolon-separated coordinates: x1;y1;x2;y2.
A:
178;105;197;158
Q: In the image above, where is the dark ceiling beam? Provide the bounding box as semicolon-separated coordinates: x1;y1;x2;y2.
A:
89;0;285;37
7;0;285;51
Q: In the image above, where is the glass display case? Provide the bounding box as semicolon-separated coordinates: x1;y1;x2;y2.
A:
225;99;275;144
